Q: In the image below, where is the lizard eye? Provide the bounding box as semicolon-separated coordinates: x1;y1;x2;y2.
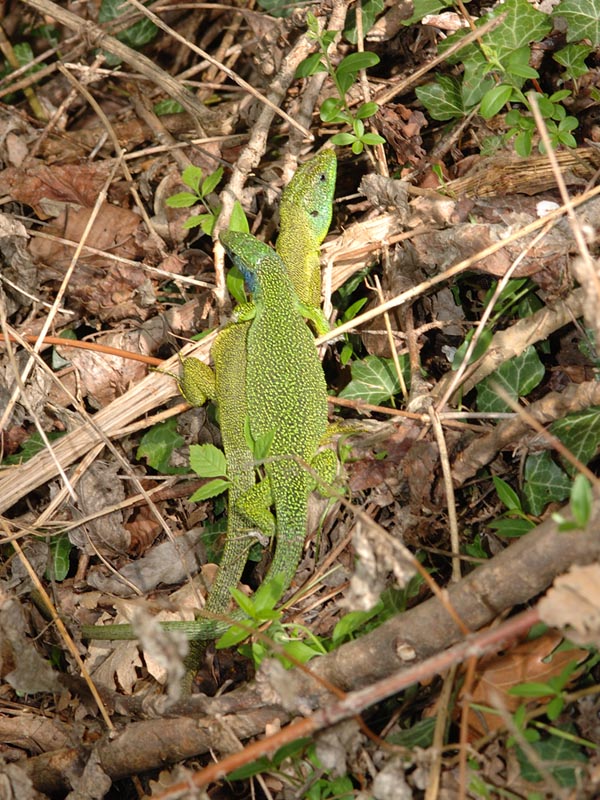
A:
319;172;327;182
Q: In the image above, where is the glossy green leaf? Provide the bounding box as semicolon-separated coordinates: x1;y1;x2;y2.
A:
47;535;72;582
295;52;326;79
493;476;522;511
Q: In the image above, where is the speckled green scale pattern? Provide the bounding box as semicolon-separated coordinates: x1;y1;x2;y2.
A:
277;150;336;327
221;231;330;591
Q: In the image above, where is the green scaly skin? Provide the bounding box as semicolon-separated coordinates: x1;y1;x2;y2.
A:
82;153;337;648
276;149;336;335
220;231;334;598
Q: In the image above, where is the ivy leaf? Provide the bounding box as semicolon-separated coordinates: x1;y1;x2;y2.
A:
416;76;464;121
553;43;593;79
557;0;600;45
344;0;385;44
550;406;600;475
484;0;552;62
136;418;186;475
523;452;571;516
462;52;495;108
516;729;587;787
339;355;408;404
476;346;544;413
403;0;454;26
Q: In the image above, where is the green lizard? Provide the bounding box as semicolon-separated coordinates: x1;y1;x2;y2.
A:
82;152;337;648
178;149;336;622
82;233;336;643
217;230;337;604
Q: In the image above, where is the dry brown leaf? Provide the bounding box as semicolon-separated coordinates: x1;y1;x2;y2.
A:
2;163;112;213
539;563;600;647
68;461;128;556
456;631;587;738
375;103;427;166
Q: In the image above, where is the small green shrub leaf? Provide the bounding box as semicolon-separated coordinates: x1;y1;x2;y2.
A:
189;478;231;502
480;84;513;119
570;474;592;527
336;51;380;78
355;101;380;119
320;97;346;123
295;52;326;79
492;476;522;511
201;166;223;197
166;192;199;209
181;164;202;192
189;443;227;478
330;132;357;146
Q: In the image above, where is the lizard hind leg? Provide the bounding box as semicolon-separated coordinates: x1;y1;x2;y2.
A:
310;448;338;495
178;357;216;406
235;476;276;541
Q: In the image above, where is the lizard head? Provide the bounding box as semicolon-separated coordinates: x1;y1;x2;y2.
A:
279;149;336;245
